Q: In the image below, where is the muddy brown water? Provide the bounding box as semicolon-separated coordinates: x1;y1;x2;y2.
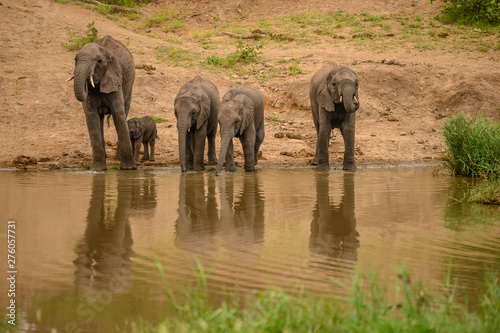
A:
1;166;499;332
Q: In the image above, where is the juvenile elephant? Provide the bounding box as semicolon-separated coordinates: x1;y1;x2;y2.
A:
73;35;136;170
127;116;158;165
174;76;220;172
310;63;360;170
216;83;265;176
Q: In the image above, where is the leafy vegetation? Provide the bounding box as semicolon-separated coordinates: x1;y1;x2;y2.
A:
150;116;168;123
442;113;500;179
61;21;98;51
433;0;500;26
469;179;500;204
125;261;500;332
204;43;262;69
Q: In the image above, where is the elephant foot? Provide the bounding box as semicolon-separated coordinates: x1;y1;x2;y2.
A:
311;157;319;165
149;158;155;162
245;168;256;172
120;160;137;170
342;163;357;171
316;164;330;171
91;162;107;171
141;156;149;161
193;165;206;171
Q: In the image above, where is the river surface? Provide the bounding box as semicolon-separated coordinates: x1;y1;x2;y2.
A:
1;166;499;332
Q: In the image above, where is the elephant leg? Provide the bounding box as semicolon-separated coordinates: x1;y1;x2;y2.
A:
254;124;265;165
241;134;256;172
142;140;150;161
110;98;136;170
207;128;217;165
99;114;107;159
149;139;156;161
186;131;194;170
84;104;107;171
193;127;207;171
311;107;320;166
341;115;357;170
317;110;332;170
225;140;236;172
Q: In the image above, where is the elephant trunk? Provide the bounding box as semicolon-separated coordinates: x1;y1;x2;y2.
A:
215;130;233;176
341;83;360;113
178;126;188;172
74;59;93;102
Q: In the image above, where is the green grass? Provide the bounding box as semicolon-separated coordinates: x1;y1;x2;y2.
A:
469;179;500;205
154;46;201;67
150;116;168;123
442;113;500;179
126;261;500;332
61;21;98;51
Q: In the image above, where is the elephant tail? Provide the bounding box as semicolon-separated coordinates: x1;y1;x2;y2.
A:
106;114;112;128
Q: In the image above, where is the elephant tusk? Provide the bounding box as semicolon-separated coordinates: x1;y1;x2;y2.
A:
339;95;343;103
354;95;359;104
66;75;74;82
90;75;95;88
187;127;190;133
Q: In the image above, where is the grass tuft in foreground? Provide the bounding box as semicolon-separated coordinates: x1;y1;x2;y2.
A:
442;112;500;179
126;261;500;332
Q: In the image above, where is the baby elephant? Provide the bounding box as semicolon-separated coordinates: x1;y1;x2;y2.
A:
216;83;265;176
127;116;158;165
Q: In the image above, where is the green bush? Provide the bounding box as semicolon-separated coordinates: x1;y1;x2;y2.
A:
204;43;262;69
442;113;500;178
61;21;99;51
433;0;500;26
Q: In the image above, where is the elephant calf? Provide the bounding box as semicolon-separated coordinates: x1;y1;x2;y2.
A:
127;116;158;165
216;83;265;176
174;76;220;172
310;63;360;170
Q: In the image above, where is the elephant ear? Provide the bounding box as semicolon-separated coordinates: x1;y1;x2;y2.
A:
196;90;211;130
100;48;122;94
240;97;255;136
316;70;335;112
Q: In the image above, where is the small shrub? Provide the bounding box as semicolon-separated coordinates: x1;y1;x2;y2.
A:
61;22;99;51
150;116;168;123
442;112;500;178
204;43;262;69
229;42;263;64
433;0;500;26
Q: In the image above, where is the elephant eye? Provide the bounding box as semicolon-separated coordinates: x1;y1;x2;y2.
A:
98;59;103;64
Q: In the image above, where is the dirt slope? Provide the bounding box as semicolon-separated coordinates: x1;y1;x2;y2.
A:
1;0;499;170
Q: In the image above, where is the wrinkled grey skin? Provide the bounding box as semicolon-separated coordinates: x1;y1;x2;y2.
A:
127;116;158;165
73;35;136;170
216;83;265;176
174;76;220;172
310;63;360;170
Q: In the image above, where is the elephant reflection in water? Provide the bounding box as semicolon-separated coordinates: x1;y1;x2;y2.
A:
309;172;359;261
174;173;264;252
74;172;157;297
218;173;264;247
174;173;219;252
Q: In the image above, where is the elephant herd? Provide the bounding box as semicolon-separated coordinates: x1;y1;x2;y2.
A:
72;35;360;174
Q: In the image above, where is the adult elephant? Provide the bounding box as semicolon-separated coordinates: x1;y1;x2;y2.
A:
310;63;360;170
174;76;220;172
73;35;136;170
216;83;265;176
